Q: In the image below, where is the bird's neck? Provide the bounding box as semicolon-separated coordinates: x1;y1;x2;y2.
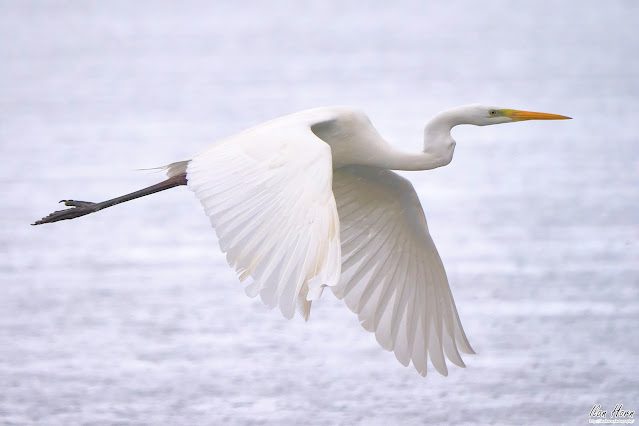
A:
425;106;475;132
379;108;465;171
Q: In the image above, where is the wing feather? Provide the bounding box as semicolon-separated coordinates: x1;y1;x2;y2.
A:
332;165;474;376
187;116;341;320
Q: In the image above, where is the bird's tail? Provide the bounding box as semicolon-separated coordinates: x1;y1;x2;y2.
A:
136;160;191;179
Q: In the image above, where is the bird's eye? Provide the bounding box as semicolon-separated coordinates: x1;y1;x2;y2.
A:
489;110;497;116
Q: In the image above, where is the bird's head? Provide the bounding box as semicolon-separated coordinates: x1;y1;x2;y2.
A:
462;104;572;126
422;103;571;170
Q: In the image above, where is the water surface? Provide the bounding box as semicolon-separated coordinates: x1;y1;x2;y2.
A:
1;1;638;424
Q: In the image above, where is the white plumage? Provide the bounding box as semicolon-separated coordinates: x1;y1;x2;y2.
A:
332;166;473;376
186;110;341;320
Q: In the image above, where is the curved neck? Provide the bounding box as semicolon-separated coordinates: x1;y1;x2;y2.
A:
424;106;474;134
377;107;467;171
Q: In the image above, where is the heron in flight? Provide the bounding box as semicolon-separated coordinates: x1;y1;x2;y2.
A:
34;104;570;376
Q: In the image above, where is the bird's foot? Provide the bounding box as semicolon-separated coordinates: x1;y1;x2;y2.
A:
32;200;99;225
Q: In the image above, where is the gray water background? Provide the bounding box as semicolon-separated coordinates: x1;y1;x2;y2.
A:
1;1;638;424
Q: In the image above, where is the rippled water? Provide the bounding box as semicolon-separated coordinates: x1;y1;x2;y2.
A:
2;1;638;424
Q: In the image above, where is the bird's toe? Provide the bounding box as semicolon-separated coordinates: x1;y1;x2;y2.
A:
60;200;95;207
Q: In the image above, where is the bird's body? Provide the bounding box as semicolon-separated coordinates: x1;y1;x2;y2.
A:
34;104;570;377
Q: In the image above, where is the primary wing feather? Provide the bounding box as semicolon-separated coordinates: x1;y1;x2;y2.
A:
332;165;474;376
186;114;341;320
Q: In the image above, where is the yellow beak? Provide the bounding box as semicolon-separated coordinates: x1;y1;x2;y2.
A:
504;109;572;121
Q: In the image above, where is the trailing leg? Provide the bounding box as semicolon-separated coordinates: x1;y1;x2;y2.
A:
32;173;187;225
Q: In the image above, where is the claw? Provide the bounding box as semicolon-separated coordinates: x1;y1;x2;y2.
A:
60;200;96;207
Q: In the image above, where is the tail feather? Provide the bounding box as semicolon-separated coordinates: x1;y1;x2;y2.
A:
165;161;190;178
136;161;191;178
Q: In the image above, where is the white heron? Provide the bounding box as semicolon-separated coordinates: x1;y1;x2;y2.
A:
34;104;570;376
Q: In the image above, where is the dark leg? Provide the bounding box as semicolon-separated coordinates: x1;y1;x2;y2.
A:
32;173;188;225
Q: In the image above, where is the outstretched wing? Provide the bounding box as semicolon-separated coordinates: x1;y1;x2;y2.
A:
332;165;474;376
186;116;341;320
